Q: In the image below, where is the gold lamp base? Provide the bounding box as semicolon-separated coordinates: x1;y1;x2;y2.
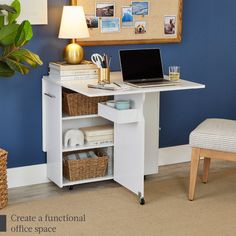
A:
63;42;84;64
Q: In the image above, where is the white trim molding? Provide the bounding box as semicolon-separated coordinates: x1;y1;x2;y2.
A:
7;164;50;189
158;144;191;166
7;145;191;188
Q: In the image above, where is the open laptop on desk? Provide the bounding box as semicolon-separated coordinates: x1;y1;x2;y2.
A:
119;48;180;88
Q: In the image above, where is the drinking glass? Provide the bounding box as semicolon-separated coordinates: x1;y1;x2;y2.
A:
169;66;180;81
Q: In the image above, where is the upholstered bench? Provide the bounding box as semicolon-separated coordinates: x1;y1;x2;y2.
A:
188;118;236;200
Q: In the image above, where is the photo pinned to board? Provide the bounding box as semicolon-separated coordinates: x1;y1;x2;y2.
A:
86;14;99;29
96;2;115;17
164;15;176;35
134;21;147;34
101;17;120;33
121;6;133;28
132;2;149;16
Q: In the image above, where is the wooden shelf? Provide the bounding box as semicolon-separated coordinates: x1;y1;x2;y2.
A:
62;114;99;120
62;142;114;152
63;175;114;186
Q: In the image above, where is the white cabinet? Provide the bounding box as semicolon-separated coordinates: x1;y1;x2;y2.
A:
43;79;114;188
42;78;146;203
42;74;204;204
42;78;159;198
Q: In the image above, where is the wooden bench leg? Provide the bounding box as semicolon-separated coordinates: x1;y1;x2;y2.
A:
189;148;201;201
202;157;211;183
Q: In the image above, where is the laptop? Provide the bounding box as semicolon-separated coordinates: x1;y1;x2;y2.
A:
119;48;180;88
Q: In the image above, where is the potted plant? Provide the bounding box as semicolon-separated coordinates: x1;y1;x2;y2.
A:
0;0;43;77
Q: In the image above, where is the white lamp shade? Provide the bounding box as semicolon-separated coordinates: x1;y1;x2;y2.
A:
59;6;89;39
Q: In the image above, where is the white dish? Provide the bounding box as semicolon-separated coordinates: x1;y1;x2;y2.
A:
106;100;116;108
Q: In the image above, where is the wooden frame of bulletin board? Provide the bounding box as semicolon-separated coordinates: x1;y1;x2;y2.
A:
74;0;183;46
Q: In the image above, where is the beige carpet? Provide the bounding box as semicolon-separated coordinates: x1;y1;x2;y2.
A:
2;166;236;236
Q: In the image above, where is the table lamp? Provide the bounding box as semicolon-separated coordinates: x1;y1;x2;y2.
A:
59;6;89;64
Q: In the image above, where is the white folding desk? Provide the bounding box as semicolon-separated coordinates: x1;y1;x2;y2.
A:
42;72;204;204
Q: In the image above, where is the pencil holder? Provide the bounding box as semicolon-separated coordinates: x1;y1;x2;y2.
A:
98;68;110;84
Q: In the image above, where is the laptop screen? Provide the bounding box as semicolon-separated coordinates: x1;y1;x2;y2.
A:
119;49;164;83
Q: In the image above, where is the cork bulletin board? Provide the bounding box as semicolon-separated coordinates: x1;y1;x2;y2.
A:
76;0;183;46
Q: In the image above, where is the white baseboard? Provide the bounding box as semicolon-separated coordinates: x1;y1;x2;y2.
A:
158;144;191;166
7;145;191;189
7;164;50;189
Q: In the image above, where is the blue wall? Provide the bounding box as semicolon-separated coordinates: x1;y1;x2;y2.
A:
1;0;236;168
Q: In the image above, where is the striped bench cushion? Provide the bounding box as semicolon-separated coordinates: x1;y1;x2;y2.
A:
189;118;236;153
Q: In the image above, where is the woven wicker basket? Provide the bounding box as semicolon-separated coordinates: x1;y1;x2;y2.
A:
0;149;8;209
63;153;108;181
62;89;110;116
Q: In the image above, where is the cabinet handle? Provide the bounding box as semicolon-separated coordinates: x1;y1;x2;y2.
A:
44;93;56;98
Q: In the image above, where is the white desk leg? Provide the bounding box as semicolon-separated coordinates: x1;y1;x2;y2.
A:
114;93;145;204
144;92;160;175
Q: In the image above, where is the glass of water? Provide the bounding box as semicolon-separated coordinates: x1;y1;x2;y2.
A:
169;66;180;81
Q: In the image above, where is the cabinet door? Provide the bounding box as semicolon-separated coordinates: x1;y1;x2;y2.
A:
113;94;145;198
43;79;63;187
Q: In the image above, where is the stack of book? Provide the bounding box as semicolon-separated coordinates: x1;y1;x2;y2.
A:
80;125;114;145
49;61;98;81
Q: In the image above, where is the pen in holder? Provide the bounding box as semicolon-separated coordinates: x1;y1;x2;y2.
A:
98;67;110;84
91;53;111;84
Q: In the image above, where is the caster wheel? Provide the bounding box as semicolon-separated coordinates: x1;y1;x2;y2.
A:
69;186;74;191
139;197;145;205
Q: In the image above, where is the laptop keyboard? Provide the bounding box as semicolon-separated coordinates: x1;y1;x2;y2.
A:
134;80;179;86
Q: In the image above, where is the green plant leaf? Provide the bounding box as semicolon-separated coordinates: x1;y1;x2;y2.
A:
4;57;29;75
0;15;4;29
23;49;43;66
0;0;42;79
3;45;15;56
8;0;20;24
15;20;33;47
0;61;15;77
10;48;43;67
0;4;17;13
0;23;19;46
